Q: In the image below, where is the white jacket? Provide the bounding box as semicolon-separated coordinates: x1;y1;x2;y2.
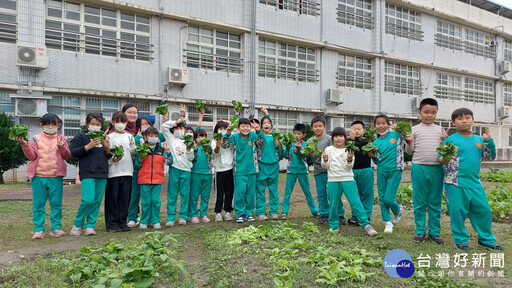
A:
321;146;354;182
107;132;136;178
161;120;194;171
211;139;234;173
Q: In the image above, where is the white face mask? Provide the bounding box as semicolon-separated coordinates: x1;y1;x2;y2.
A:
174;130;184;138
88;125;101;132
114;123;126;132
220;131;227;136
147;137;159;145
43;127;58;135
185;132;193;137
141;125;150;132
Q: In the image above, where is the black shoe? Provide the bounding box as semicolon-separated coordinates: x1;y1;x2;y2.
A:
235;216;244;223
429;235;445;245
478;241;505;251
339;216;347;225
312;212;320;218
281;213;288;220
348;216;361;226
455;244;470;251
318;216;328;224
413;234;426;243
107;227;121;233
119;226;131;232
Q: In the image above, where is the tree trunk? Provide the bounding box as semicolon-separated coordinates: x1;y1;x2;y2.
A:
0;172;4;184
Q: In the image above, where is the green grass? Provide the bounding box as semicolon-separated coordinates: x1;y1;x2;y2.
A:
0;182;31;190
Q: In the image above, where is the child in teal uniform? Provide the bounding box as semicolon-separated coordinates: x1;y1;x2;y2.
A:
281;124;319;220
440;108;503;251
222;117;263;223
189;127;213;224
368;114;404;234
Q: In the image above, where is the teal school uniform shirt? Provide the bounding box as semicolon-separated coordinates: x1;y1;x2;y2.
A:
257;131;280;164
285;142;308;174
226;132;261;176
192;146;211;175
442;133;495;188
372;131;404;171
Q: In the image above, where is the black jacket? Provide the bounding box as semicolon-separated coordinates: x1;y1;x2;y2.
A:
353;138;372;170
70;130;111;180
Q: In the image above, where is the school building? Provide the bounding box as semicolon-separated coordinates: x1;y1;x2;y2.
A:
1;0;512;181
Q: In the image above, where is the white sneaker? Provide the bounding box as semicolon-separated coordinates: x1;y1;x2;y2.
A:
256;215;268;221
270;214;279;220
364;225;378;237
70;225;81;236
384;222;393;233
165;221;175;227
84;228;96;236
127;221;138;227
178;218;187;225
215;213;223;222
140;224;148;229
153;223;161;229
224;212;233;221
391;205;404;224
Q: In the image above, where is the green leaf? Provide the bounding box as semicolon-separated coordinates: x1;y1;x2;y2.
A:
361;143;379;154
8;125;28;141
155;104;168;115
394;122;412;137
109;278;122;288
344;141;359;152
110;145;125;159
182;134;194;148
230;114;239;129
361;128;377;142
437;142;458;162
232;100;243;112
195;101;207;112
212;133;223;140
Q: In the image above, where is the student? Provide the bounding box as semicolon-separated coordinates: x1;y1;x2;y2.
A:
161;105;195;226
105;112;136;232
306;116;345;224
281;123;319;220
189;127;213;223
255;108;281;221
440;108;503;251
348;121;374;225
17;113;70;239
70;113;111;236
368;115;404;234
404;98;447;244
211;120;235;221
134;127;172;229
222;117;263;223
321;127;378;236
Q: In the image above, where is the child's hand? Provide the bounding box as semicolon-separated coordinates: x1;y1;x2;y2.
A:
86;138;100;150
441;128;448;141
163;143;171;154
274;140;280;147
251;121;260;131
163;113;169;122
176;117;185;124
347;150;354;162
349;129;356;140
367;151;376;159
138;156;145;162
103;135;110;147
482;127;491;141
322;150;328;161
112;156;121;163
260;107;268;116
180;104;186;118
56;136;65;149
293;146;298;154
129;136;135;146
402;133;411;142
15;136;27;145
137;129;143;138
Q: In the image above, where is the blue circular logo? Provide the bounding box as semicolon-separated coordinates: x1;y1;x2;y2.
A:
383;249;415;278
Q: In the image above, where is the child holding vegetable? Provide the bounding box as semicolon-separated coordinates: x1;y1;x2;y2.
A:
70;113;112;236
439;108;503;251
189;128;213;223
321;127;378;236
16;113;70;239
134;127;172;229
404;98;447;244
105;112;136;232
281;124;319;220
306;116;345;224
368;114;405;234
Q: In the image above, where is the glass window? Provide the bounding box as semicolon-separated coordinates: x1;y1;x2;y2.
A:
337;0;373;29
434;73;462;101
385;4;422;41
337;54;373;90
384;62;421;95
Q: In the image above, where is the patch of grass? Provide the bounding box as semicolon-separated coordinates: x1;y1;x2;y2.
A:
0;182;31;190
480;169;512;183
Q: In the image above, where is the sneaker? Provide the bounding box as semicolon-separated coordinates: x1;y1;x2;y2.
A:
414;234;426;243
455;243;470;251
246;216;256;222
329;228;340;234
165;221;175;227
364;224;378;237
84;228;96;236
391;205;404;224
215;213;223;222
224;212;233;221
50;230;66;237
127;221;138;227
256;215;268;221
384;222;393;233
348;216;358;225
429;235;445;245
236;216;244;223
140;223;148;229
120;226;130;232
190;217;200;224
312;212;320;218
32;231;45;239
270;214;279;220
478;241;505;251
200;216;210;223
280;213;288;220
153;223;161;229
178;218;187;225
70;225;81;236
318;216;328;224
339;216;347;225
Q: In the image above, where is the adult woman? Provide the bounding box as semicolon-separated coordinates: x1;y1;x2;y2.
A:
122;104;138;136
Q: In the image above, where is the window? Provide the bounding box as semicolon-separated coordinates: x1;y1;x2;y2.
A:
509;128;512;147
0;0;17;43
434;73;462;101
126;99;151;114
0;91;14;113
258;39;317;83
385;4;422;41
46;95;82;137
504;40;512;62
504;83;512;107
384;62;421;95
85;97;119;121
271;110;298;134
45;0;152;61
464;29;494;59
344;115;372;133
337;54;373;90
259;0;320;16
185;27;243;74
435;21;462;51
337;0;373;29
464;78;494;104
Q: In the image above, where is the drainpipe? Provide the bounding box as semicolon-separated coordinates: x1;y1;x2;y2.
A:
494;35;498;123
319;0;325;114
249;0;256;116
159;2;165;103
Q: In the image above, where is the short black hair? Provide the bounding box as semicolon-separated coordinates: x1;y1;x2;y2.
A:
260;116;272;127
40;113;61;126
213;121;228;133
144;127;159;136
451;108;474;121
185;125;194;133
136;117;152;131
122;103;138;113
293;123;306;134
249;117;260;125
170;122;185;133
351;120;365;129
194;128;207;139
331;127;347;142
419;98;438;110
86;113;104;127
239;118;251;126
111;111;127;123
374;114;390;126
311;116;326;126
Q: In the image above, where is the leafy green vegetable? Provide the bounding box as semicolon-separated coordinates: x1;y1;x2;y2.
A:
232;100;243;113
486;185;512;221
135;143;151;159
344;141;359;152
8;125;28;141
230;114;239;129
361;128;377;142
110;145;125;159
182;134;194;148
195;101;207;113
394;122;412;138
213;133;223;140
155;104;168;115
66;140;79;166
199;138;212;158
102;121;110;132
86;130;104;143
437;142;458;162
280;133;295;149
271;132;282;142
361;143;379;154
300;138;322;158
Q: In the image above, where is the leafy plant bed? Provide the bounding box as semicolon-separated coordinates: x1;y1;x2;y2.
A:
480;168;512;183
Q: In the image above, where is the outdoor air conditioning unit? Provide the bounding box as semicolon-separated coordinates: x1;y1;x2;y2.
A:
327;117;344;132
499;61;511;74
327;89;343;104
411;97;422;111
168;67;189;85
499;106;511;119
16;45;47;69
167;104;187;121
14;98;48;117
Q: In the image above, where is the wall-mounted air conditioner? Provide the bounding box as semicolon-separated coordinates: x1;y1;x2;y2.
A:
168;67;189;85
16;45;47;69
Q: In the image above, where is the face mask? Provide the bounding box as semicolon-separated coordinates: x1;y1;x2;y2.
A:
141;126;150;132
147;137;159;145
185;132;193;137
174;130;184;138
377;128;391;136
88;125;101;132
114;123;126;132
220;131;227;136
43;127;58;135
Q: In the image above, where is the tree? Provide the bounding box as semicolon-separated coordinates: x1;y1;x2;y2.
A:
0;112;28;184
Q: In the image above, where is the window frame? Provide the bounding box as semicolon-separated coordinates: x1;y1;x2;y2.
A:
463;29;495;59
384;62;421;95
337;54;373;90
435;21;462;51
463;77;494;104
0;0;17;44
336;0;373;30
434;73;462;101
504;83;512;107
259;0;320;17
385;4;423;41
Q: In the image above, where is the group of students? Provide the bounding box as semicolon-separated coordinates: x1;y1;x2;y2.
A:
17;98;504;251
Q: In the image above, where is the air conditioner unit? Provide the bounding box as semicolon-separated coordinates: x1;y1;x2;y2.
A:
168;67;189;85
16;45;47;69
411;97;422;111
167;104;187;121
500;61;511;74
327;89;343;104
327;117;345;132
15;98;48;117
499;106;511;119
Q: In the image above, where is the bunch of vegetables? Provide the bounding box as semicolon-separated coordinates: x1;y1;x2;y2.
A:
213;133;223;140
136;143;151;160
300;138;322;158
230;100;243;129
8;124;28;141
280;133;296;149
232;100;243;113
110;145;125;159
199;138;212;158
86;130;104;143
344;141;360;152
361;143;379;154
437;142;458;162
361;128;377;142
271;132;282;142
155;104;168;115
394;122;412;138
182;134;194;148
195;101;207;112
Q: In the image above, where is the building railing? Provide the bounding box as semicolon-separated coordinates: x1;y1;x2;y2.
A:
184;49;243;74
